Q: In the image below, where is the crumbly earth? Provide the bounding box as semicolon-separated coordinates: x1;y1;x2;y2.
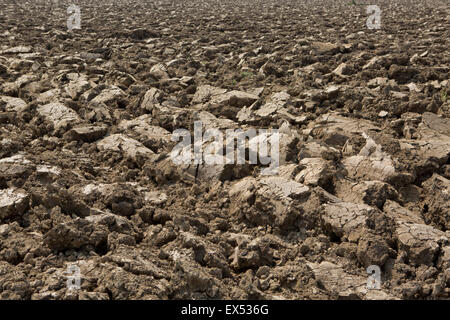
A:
0;0;449;300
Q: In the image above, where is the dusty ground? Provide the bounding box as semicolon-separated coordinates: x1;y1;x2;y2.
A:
0;0;449;300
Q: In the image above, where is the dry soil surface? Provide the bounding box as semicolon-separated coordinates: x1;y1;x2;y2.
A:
0;0;449;300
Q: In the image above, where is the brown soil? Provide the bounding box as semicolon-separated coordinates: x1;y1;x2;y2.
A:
0;0;449;300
